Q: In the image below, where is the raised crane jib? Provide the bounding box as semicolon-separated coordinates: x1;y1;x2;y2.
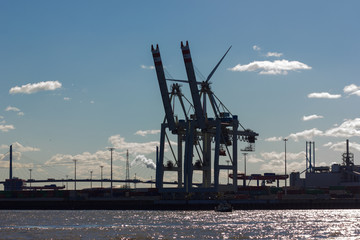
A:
151;44;176;132
181;41;206;130
205;46;232;83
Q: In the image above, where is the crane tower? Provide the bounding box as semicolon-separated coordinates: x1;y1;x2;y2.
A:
152;41;258;193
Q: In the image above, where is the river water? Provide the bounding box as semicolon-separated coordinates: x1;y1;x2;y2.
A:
0;209;359;239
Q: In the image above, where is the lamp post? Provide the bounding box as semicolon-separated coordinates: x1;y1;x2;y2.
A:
100;166;104;188
283;139;288;195
226;160;230;185
90;170;93;189
73;159;77;191
29;169;32;188
108;148;115;196
243;153;248;187
66;175;68;190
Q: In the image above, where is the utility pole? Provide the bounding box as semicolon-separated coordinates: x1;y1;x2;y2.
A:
108;148;115;196
73;159;77;191
283;139;288;195
100;166;104;188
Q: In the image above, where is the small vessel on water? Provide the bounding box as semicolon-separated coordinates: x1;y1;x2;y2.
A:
215;202;233;212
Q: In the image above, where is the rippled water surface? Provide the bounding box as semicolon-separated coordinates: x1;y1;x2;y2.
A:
1;209;360;239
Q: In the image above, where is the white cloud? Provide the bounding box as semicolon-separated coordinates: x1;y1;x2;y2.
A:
288;128;323;141
228;59;311;75
266;52;283;57
5;106;24;117
0;142;40;154
269;118;360;142
323;140;360;153
64;97;71;101
247;156;264;163
5;106;20;112
9;80;62;94
307;92;341;99
323;142;333;147
108;134;159;155
260;159;306;174
261;151;305;161
344;84;360;96
90;100;95;104
324;118;360;138
43;135;164;178
45;150;116;166
108;134;161;155
44;150;124;178
302;114;324;121
325;141;343;152
0;150;22;162
135;130;160;136
264;136;283;142
259;151;306;174
109;134;176;156
344;84;359;93
12;142;40;152
141;65;155;70
0;159;33;169
0;116;3;119
253;45;261;51
0;124;15;132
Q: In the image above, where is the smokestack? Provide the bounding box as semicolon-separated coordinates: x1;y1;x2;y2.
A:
313;142;315;169
346;139;350;166
9;145;12;179
306;142;308;172
309;142;312;172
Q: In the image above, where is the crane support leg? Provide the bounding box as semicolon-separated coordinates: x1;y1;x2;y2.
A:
203;132;211;188
214;120;221;192
184;121;195;193
232;116;239;191
177;133;183;188
156;123;166;190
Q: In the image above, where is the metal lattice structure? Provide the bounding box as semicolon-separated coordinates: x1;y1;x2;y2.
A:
152;41;258;193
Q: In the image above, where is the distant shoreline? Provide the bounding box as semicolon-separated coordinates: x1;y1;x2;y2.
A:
2;198;360;210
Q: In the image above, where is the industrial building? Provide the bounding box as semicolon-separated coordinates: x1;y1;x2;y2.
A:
290;140;360;188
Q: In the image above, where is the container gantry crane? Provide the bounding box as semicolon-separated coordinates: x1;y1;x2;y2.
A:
151;41;258;193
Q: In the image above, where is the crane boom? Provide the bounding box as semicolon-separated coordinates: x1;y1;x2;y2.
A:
205;46;232;83
181;41;206;130
151;44;176;131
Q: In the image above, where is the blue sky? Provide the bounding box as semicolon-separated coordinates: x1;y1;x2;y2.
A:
1;1;359;189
